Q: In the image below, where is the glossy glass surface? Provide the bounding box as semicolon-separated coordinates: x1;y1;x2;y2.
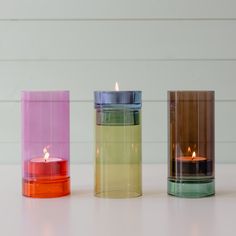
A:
95;91;142;198
168;91;215;198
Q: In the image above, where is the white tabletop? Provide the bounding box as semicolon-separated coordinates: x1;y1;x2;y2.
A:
2;164;236;236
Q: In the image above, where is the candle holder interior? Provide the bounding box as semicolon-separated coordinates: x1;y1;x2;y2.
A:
168;91;215;198
21;91;70;198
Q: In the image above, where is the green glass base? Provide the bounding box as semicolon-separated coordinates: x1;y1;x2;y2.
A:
168;178;215;198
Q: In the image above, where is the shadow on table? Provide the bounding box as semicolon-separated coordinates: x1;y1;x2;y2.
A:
142;190;166;198
71;188;93;197
214;190;236;198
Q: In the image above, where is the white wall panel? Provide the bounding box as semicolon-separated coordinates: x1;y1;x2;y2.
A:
0;0;235;19
1;142;234;164
0;100;235;164
0;0;235;164
0;101;235;143
0;61;235;100
0;21;236;60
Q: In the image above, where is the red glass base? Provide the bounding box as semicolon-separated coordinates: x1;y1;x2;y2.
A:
22;177;70;198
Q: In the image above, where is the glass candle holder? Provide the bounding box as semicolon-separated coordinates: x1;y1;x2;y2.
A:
94;91;142;198
168;91;215;198
21;91;70;198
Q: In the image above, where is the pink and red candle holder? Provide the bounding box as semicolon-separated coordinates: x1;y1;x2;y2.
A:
21;91;70;198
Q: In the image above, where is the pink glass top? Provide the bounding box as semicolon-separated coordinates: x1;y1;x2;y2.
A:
21;91;70;162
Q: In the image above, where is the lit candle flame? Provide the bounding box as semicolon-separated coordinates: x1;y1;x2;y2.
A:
115;82;119;91
192;151;196;160
96;147;100;156
43;146;50;162
187;147;191;152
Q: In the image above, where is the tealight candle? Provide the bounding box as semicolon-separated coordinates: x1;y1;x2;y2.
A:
174;151;211;176
21;91;70;198
168;91;215;198
24;147;68;177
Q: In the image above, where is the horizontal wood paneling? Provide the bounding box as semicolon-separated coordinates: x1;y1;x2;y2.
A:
0;61;236;100
0;21;236;60
0;1;235;164
0;101;235;143
0;0;236;19
2;142;234;164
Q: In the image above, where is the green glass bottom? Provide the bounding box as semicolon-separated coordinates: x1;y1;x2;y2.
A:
168;178;215;198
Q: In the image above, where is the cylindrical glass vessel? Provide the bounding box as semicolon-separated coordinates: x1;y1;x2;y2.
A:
22;91;70;198
168;91;215;198
94;91;142;198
